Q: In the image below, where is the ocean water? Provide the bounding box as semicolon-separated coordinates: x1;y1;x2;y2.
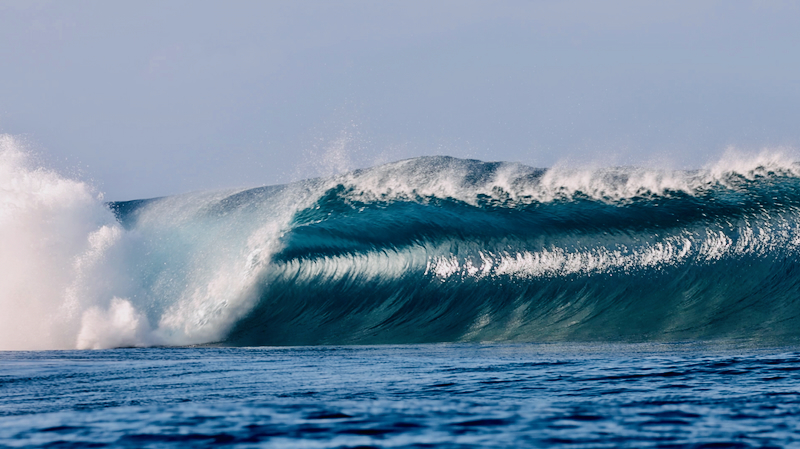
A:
3;343;800;448
4;135;800;446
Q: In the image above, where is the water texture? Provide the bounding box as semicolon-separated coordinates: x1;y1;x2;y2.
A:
2;344;800;448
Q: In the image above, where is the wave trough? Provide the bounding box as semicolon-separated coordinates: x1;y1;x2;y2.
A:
3;134;800;349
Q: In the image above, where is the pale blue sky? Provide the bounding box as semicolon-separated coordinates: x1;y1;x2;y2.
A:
1;0;799;200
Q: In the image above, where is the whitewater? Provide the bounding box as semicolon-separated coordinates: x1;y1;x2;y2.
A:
3;134;800;350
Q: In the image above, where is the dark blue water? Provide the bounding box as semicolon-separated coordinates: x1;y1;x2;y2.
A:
3;343;800;448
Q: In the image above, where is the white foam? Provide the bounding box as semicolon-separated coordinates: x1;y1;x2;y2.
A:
328;149;800;205
420;220;800;282
0;135;295;350
76;298;154;350
0;135;133;350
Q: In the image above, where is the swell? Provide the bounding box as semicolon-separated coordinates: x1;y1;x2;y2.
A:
57;155;800;347
218;156;800;345
14;150;800;349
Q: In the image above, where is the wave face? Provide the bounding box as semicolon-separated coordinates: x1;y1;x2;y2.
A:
4;134;800;349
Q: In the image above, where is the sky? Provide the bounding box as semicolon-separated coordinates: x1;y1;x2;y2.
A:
1;0;799;200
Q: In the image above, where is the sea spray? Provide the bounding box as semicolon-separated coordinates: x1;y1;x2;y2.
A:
0;135;136;350
0;136;299;350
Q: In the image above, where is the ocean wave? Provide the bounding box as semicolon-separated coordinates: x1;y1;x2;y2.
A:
3;134;800;349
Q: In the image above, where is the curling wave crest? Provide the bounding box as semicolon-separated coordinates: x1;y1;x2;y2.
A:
3;134;800;349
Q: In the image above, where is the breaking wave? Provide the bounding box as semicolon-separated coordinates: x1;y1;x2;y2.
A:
3;133;800;349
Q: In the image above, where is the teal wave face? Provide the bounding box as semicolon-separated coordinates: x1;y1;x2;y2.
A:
109;156;800;346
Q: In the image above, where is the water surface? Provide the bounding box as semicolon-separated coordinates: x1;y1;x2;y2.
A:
2;343;799;448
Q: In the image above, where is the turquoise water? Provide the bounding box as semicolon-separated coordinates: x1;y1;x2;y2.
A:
2;343;800;448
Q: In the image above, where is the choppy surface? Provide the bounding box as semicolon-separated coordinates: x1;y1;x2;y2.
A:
2;344;800;448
